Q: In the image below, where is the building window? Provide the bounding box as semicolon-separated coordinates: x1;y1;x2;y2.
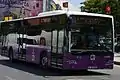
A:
36;3;39;8
27;3;29;7
33;6;35;9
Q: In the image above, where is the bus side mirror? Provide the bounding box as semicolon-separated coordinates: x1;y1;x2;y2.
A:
67;17;73;26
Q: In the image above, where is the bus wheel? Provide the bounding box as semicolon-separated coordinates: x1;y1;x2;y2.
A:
40;54;48;69
9;49;14;62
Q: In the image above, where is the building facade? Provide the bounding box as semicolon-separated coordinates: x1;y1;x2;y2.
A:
21;0;43;17
0;0;73;20
0;0;45;20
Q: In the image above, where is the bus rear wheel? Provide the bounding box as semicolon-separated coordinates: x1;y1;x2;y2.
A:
9;49;14;62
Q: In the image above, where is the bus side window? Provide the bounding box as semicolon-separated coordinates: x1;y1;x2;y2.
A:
58;30;64;53
52;30;57;53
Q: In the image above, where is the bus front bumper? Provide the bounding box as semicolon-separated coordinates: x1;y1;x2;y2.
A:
63;54;114;70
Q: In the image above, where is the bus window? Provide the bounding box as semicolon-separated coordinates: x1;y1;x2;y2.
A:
71;33;87;49
17;38;37;45
58;30;64;53
52;30;57;53
26;39;36;45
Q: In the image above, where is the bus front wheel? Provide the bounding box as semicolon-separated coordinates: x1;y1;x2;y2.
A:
40;53;48;69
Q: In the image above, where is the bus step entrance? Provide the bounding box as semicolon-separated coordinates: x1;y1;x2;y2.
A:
17;48;26;61
51;54;63;69
51;62;63;69
18;53;26;61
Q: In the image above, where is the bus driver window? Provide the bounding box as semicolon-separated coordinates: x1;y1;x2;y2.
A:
71;35;87;49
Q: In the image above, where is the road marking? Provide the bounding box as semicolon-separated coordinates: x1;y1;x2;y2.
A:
5;76;16;80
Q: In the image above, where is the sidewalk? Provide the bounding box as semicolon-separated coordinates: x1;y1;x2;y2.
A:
114;53;120;65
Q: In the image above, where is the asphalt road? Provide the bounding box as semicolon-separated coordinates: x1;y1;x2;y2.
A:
0;55;120;80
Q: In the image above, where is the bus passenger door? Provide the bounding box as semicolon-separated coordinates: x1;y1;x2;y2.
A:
17;34;26;60
51;30;64;69
1;35;8;56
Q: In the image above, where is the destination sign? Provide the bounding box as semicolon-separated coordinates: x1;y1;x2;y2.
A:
70;15;111;26
26;14;67;26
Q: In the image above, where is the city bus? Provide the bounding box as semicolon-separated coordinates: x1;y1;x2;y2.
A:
0;10;114;70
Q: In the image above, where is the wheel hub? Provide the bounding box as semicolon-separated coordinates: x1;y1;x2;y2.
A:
42;57;48;66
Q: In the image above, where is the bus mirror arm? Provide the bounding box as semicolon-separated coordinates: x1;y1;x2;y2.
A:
66;17;73;31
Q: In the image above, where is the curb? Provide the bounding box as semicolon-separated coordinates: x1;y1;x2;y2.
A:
114;61;120;65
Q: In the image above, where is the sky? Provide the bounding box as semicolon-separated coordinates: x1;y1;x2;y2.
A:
53;0;85;11
69;0;85;7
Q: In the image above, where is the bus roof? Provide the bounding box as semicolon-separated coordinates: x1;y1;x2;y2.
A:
0;10;113;23
38;10;113;18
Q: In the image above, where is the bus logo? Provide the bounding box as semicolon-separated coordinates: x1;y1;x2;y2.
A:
90;54;96;61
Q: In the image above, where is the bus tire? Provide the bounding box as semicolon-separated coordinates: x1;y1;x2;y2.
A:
40;52;48;69
9;48;14;62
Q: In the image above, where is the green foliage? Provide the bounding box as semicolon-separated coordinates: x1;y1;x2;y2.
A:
84;0;104;13
82;0;120;35
82;0;120;16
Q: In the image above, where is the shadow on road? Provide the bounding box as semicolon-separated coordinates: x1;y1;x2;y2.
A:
0;59;109;76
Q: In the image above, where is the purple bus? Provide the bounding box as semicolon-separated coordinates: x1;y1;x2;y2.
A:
0;10;114;70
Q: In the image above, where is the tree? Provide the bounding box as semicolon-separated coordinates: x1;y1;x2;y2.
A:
82;0;105;13
82;0;120;15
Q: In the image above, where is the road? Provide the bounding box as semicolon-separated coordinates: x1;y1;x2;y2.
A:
0;55;120;80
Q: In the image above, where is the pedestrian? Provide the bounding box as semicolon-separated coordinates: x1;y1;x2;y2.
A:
39;37;46;46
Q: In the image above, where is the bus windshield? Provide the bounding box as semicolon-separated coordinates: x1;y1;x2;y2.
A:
71;30;112;51
70;16;113;51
